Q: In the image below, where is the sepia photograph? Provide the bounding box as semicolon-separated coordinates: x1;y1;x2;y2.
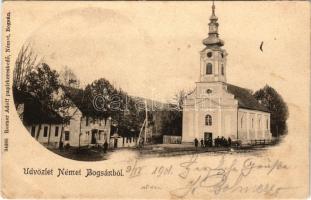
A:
12;1;289;161
2;1;310;199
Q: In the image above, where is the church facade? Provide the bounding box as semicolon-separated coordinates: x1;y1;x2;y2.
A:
182;3;272;144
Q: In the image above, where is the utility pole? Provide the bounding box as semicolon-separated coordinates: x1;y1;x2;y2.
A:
144;99;148;144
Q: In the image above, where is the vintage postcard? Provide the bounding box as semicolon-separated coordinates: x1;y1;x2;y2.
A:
1;1;310;199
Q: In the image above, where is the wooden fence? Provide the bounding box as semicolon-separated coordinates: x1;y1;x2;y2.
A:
163;135;182;144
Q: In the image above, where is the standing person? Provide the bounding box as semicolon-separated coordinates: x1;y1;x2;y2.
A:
228;137;232;147
103;141;108;153
204;139;208;148
194;138;199;151
221;136;225;147
216;136;220;147
200;138;204;148
220;136;224;147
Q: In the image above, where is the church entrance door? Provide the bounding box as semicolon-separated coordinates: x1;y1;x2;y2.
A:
204;132;213;147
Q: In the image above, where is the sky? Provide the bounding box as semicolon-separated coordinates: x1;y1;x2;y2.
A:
11;1;310;108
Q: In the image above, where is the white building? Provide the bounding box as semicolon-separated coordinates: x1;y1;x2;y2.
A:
182;3;272;144
15;88;112;149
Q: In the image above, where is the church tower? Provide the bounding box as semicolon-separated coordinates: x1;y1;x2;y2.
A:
199;2;227;83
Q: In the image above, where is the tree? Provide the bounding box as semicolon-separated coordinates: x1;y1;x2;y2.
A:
83;78;118;119
157;89;188;136
13;43;41;104
172;90;187;111
59;66;80;88
24;63;60;140
25;63;59;106
253;85;289;137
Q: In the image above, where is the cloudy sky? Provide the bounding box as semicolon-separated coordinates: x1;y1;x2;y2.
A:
11;1;309;107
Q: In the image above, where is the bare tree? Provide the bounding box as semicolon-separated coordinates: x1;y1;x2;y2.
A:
59;66;80;88
13;43;41;91
172;89;188;111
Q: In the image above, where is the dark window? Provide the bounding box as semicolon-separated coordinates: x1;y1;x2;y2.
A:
31;126;36;137
221;64;224;75
86;117;89;126
43;127;48;137
266;119;269;129
207;52;212;58
206;63;212;74
252;118;254;128
65;131;70;141
55;126;59;137
221;53;224;58
206;89;212;94
205;115;212;126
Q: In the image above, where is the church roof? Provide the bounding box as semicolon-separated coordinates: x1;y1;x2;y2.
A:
226;84;269;113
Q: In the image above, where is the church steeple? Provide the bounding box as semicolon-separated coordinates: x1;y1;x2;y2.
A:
199;1;227;83
202;1;224;47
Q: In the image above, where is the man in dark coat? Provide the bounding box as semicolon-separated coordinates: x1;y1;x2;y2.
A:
204;139;208;148
194;138;199;150
228;137;232;147
103;141;108;153
200;139;204;148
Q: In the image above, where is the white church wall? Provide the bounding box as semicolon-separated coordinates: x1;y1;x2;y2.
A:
182;107;195;142
238;108;272;143
222;107;238;140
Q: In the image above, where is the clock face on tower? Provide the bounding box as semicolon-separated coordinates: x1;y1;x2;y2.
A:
207;52;212;58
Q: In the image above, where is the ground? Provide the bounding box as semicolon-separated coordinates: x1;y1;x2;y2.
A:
48;143;271;161
49;147;111;161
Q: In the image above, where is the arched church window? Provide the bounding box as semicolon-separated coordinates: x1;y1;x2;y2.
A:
207;52;212;58
221;64;224;75
206;63;212;74
221;53;224;58
241;116;243;128
205;115;212;126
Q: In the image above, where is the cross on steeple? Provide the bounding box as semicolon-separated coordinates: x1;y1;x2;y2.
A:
202;1;224;47
212;0;215;17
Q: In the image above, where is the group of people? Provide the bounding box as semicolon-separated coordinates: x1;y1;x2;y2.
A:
194;136;232;149
213;136;232;147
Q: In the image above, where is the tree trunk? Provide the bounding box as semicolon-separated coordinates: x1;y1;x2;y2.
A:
78;117;82;150
47;123;52;146
35;124;42;140
59;125;64;149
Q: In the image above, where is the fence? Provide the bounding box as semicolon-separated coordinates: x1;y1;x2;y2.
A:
249;139;276;145
163;135;182;144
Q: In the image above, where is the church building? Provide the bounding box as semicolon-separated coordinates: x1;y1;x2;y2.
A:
182;3;272;144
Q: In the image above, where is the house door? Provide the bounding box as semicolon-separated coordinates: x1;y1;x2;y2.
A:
114;138;118;148
91;130;97;144
204;132;213;147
